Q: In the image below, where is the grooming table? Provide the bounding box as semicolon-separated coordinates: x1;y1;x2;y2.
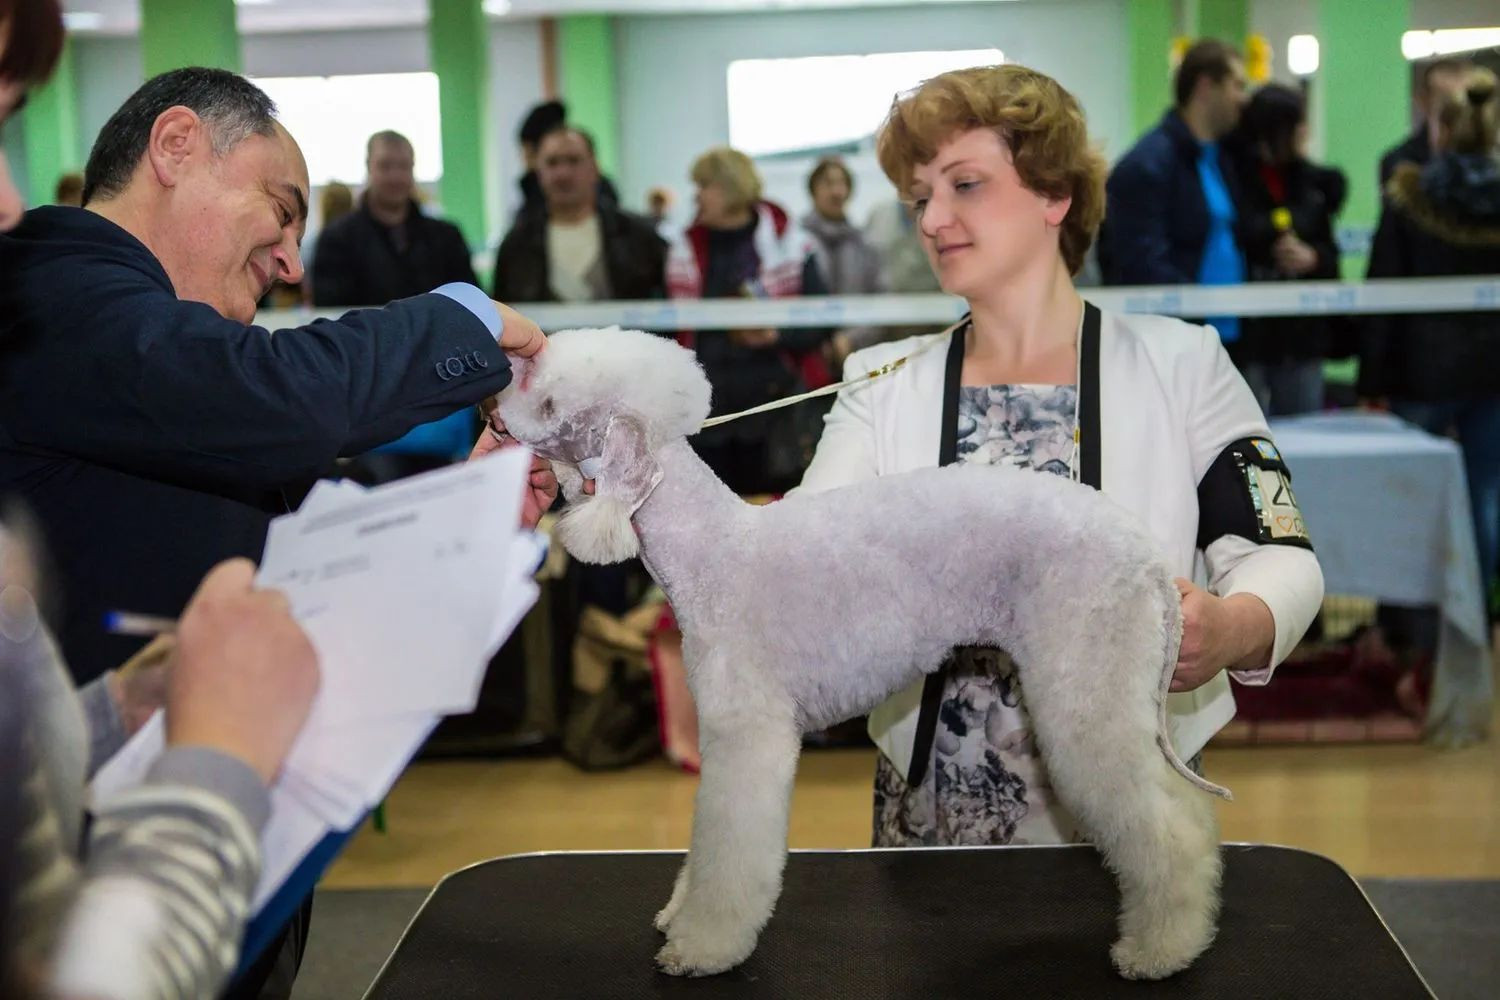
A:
363;845;1432;999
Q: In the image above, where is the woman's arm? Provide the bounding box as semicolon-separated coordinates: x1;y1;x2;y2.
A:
1182;326;1326;688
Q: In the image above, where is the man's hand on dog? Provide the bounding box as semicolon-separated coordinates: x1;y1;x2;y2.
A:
1172;578;1276;692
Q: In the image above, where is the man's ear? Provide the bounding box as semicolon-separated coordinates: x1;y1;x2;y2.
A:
146;106;205;189
554;415;660;565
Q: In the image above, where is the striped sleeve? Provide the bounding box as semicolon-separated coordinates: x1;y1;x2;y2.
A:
48;748;268;1000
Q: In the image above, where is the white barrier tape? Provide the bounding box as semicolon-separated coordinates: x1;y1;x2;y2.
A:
256;275;1500;332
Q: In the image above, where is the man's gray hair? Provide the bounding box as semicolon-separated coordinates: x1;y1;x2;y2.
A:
82;67;278;206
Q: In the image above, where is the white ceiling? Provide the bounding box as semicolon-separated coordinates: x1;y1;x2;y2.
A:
62;0;1010;36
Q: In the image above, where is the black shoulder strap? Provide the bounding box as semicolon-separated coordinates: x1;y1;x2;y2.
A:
937;316;968;468
1078;301;1103;491
907;320;969;786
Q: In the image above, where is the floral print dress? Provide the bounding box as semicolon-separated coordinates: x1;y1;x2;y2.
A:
872;383;1085;847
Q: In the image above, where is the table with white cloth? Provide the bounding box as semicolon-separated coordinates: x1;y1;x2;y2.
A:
1269;412;1493;746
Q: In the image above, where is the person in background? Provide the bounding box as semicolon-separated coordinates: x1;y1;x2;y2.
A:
319;180;354;230
492;127;665;304
52;171;82;207
666;146;832;496
646;185;675;236
1361;68;1500;615
514;99;566;222
312;131;481;481
800;156;887;363
1100;39;1249;345
0;7;321;999
1380;57;1470;188
1232;83;1345;416
511;100;619;224
312;130;476;307
298;180;353;305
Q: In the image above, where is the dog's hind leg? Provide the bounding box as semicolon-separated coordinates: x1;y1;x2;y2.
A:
653;860;691;933
1013;582;1222;980
656;683;801;977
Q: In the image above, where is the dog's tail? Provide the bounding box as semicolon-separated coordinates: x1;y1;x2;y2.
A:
1156;579;1234;801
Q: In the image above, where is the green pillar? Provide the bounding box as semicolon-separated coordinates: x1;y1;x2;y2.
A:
428;0;494;249
1127;0;1175;138
1319;0;1408;277
140;0;241;76
21;38;79;207
556;15;620;180
1196;0;1248;46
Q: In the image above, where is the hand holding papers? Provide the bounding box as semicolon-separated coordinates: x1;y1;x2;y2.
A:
92;447;543;912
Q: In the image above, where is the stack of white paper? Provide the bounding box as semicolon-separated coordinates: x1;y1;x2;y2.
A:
91;448;543;910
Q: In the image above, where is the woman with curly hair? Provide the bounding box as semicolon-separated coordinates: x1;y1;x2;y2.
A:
797;63;1324;846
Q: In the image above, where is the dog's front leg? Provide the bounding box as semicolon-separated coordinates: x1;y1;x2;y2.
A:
656;703;801;977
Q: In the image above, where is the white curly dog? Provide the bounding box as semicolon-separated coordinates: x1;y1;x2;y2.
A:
494;327;1230;981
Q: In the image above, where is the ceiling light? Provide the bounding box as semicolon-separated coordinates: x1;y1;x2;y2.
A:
62;10;105;30
1287;35;1319;76
1402;27;1500;60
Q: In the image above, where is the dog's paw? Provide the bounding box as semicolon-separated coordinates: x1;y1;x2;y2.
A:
655;924;757;977
1110;936;1197;981
653;905;675;934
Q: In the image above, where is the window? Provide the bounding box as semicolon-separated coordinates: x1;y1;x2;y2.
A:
248;72;444;187
726;49;1004;157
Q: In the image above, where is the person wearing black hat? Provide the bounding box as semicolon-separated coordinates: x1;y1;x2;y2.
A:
513;99;619;222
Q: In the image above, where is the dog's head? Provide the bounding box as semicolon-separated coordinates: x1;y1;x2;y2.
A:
496;327;712;564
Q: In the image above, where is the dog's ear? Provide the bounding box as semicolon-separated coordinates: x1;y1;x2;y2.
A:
555;415;661;565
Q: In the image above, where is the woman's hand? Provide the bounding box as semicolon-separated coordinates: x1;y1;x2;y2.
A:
1171;579;1275;692
1272;233;1319;277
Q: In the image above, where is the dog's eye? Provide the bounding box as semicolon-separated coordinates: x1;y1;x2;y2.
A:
541;396;556;419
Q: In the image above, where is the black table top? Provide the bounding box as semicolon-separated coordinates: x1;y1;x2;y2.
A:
365;844;1432;999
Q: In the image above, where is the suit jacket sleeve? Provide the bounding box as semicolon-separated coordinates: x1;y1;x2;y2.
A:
4;260;511;494
1183;324;1325;684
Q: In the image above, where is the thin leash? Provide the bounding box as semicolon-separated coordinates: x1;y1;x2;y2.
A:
698;354;915;430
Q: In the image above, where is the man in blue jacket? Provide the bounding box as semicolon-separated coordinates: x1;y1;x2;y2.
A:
0;64;556;1000
1101;39;1249;342
0;67;551;685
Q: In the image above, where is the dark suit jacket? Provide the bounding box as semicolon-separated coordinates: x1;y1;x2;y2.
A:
311;199;477;307
1100;111;1246;285
491;204;667;303
0;207;511;680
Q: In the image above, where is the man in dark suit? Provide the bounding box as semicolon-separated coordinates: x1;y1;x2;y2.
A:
310;129;477;306
0;67;554;997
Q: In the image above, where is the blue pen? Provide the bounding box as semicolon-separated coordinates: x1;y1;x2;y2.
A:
103;611;178;636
